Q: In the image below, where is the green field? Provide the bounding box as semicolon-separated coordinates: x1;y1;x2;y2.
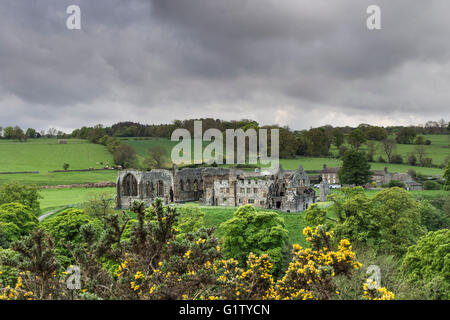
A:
1;134;447;188
39;187;116;213
121;135;449;176
0;138;117;186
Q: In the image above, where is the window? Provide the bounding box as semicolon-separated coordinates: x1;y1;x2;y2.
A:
238;198;242;203
248;199;255;204
247;188;251;193
253;188;258;193
240;188;245;193
123;174;137;196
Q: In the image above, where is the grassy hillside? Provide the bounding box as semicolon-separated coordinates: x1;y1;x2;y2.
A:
0;138;116;186
121;135;448;176
39;187;116;213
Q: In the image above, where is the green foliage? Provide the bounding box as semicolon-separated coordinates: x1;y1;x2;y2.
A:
0;182;41;215
303;128;330;157
371;188;426;256
328;188;380;246
0;249;20;287
388;180;405;188
396;127;417;144
443;162;450;190
417;200;449;232
304;204;327;227
401;229;449;299
331;128;345;148
279;128;300;158
220;205;288;273
143;146;170;169
326;187;427;257
176;205;205;238
338;150;372;186
41;208;100;267
423;180;441;190
364;126;388;141
0;203;38;247
347;129;367;150
113;144;138;168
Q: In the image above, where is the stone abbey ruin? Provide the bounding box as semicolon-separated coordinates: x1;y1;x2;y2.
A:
116;165;316;213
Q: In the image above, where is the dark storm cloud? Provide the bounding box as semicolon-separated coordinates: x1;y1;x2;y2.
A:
0;0;449;132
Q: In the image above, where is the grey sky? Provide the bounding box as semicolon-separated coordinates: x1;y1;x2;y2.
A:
0;0;449;133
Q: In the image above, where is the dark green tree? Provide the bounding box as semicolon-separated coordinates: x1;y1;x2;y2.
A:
338;150;372;185
347;129;367;150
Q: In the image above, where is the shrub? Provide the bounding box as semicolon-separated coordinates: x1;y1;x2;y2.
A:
377;156;386;163
421;157;433;167
423;180;441;190
176;205;205;238
388;180;405;188
304;204;327;227
41;208;100;267
220;205;288;273
0;203;38;247
400;229;449;300
408;154;417;166
417;200;449;231
0;183;41;216
389;154;403;164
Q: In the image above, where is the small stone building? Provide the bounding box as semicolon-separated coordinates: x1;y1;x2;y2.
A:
116;165;316;212
372;167;393;186
320;164;340;184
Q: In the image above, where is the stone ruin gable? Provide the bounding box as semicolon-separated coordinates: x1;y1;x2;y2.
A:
235;176;271;208
116;169;173;209
200;167;231;206
173;167;204;203
267;165;316;212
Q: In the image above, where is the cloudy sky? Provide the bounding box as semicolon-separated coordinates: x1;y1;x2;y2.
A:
0;0;449;132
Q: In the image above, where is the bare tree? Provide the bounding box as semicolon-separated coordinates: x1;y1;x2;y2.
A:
381;138;397;162
144;146;170;169
414;144;427;166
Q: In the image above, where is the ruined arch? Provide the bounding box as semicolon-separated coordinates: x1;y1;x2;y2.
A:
145;181;154;197
156;180;164;197
185;179;191;192
193;179;198;191
123;174;138;196
179;179;184;192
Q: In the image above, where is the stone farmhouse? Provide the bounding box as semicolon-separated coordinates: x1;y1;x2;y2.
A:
320;164;340;184
116;165;316;213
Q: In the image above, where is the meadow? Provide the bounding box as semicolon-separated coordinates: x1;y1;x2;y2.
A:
121;135;449;176
0;138;116;186
39;187;116;214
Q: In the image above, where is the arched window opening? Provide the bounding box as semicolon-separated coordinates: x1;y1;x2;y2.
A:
186;179;191;192
179;180;184;191
157;180;164;197
123;174;138;196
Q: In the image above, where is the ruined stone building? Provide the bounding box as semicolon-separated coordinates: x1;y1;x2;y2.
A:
116;165;316;213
